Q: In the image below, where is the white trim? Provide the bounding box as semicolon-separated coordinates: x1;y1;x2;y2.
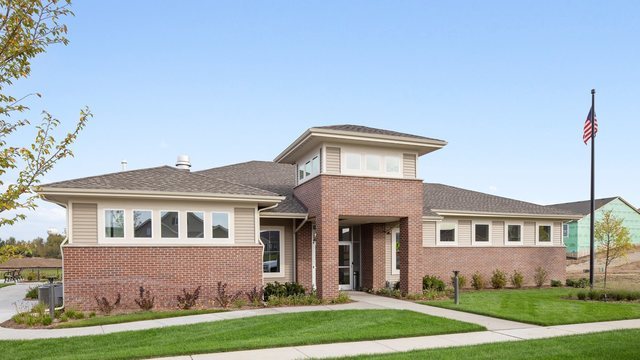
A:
132;209;153;239
39;188;285;202
338;240;353;290
431;210;582;221
186;210;205;239
104;208;125;239
471;221;492;246
536;222;554;246
504;221;524;246
311;223;317;291
160;210;180;239
436;220;458;246
259;212;308;219
211;211;232;244
391;228;400;275
261;226;285;278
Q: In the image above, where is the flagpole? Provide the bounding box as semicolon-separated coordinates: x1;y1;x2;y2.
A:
589;89;596;289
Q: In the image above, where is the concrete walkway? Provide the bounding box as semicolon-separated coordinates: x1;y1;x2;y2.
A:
0;283;37;322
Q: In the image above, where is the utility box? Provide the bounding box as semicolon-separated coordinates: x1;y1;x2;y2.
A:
38;283;63;307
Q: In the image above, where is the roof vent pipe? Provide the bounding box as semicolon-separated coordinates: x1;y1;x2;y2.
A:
176;155;191;171
121;159;128;171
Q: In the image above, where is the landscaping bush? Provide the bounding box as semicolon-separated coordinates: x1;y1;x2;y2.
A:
510;270;524;289
232;298;247;309
177;286;201;310
375;287;402;299
566;278;588;288
245;286;264;306
550;280;563;287
95;293;121;314
264;281;305;300
267;293;323;306
450;274;467;289
330;291;351;304
576;289;640;302
214;282;242;308
12;303;49;326
490;269;507;289
134;286;155;311
25;287;38;300
26;271;37;281
533;266;548;288
577;291;587;300
471;272;485;290
422;275;446;291
64;308;85;320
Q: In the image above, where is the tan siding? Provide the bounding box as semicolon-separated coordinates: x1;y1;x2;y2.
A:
72;203;98;244
492;221;504;246
234;208;256;244
553;222;562;246
458;220;472;246
423;221;436;246
402;153;416;179
386;232;399;283
326;147;341;174
260;218;294;282
524;221;536;246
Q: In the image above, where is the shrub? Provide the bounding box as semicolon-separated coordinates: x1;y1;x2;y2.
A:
577;291;587;300
95;293;121;315
232;298;247;309
471;272;485;290
88;312;96;318
59;313;68;322
566;278;588;288
330;291;351;304
423;275;446;291
450;274;467;289
25;287;38;300
214;282;242;308
490;269;507;289
41;316;52;326
264;281;305;300
576;289;640;302
550;280;562;287
375;287;402;299
510;270;524;289
177;286;201;310
26;271;36;281
12;303;50;326
134;286;155;311
245;286;264;306
533;267;548;288
64;308;85;320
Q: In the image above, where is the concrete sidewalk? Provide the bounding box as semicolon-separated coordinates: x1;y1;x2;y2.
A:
157;319;640;360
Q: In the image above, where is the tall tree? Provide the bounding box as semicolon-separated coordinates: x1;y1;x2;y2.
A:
595;210;633;289
0;0;91;228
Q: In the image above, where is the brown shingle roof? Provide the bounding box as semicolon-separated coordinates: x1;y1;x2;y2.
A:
314;124;445;143
0;257;62;269
41;166;279;197
548;197;623;216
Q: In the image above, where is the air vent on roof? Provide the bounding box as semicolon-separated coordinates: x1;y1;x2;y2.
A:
121;159;128;171
176;155;191;171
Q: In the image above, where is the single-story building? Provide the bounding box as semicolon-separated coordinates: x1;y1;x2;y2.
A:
38;125;579;309
549;197;640;258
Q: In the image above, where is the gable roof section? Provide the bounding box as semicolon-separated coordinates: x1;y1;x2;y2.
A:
39;166;281;199
314;125;446;142
548;197;640;217
424;183;579;218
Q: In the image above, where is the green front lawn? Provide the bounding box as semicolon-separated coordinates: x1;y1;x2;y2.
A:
1;310;483;360
56;309;227;328
337;329;640;360
0;283;14;289
424;288;640;326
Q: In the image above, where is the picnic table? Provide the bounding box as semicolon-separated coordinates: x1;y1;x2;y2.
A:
2;269;22;283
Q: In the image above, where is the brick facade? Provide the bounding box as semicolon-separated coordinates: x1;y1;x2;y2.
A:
295;222;313;291
63;245;263;310
360;223;386;290
294;174;424;298
419;246;566;287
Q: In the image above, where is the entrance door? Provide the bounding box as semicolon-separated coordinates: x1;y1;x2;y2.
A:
338;241;352;290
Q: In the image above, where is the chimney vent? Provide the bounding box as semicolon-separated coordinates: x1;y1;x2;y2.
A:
176;155;191;170
121;159;128;171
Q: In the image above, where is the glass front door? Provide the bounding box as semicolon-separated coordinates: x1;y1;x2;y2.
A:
338;241;352;290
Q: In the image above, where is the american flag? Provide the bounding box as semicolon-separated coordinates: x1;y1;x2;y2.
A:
583;106;598;144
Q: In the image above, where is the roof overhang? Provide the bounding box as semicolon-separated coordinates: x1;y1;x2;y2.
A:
274;127;447;164
258;212;308;219
38;187;285;206
432;209;583;221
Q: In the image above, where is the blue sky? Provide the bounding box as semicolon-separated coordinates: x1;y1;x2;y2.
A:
2;1;639;240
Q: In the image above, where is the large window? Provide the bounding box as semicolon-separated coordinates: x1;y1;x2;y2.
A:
391;229;400;274
346;152;361;170
261;229;282;275
473;222;490;244
365;154;381;171
187;211;204;238
105;209;124;238
133;210;152;238
161;211;179;238
538;224;552;244
212;212;229;239
439;221;456;243
298;153;320;183
506;223;522;244
385;156;400;173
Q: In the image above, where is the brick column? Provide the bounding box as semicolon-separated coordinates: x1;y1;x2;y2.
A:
295;222;313;291
361;223;387;290
399;216;423;294
316;214;339;299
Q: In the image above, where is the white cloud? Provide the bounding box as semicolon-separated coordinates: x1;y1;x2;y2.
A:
0;199;66;241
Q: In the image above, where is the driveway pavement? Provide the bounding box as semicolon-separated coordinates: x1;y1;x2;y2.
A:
0;282;38;322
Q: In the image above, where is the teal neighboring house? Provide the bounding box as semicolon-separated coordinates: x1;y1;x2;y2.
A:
549;197;640;258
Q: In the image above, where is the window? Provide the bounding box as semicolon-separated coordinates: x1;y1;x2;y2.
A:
391;229;400;274
312;155;320;174
133;210;152;238
385;156;400;173
473;223;490;243
212;212;229;239
506;223;522;244
261;229;282;274
304;161;311;177
563;224;569;237
298;152;320;182
187;211;204;238
105;210;124;238
298;166;304;181
365;154;380;171
439;221;456;243
538;224;552;243
346;152;361;170
340;227;351;242
160;211;179;238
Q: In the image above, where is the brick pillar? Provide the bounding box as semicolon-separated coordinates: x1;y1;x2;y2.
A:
399;216;422;294
295;222;313;291
361;223;387;290
316;214;339;299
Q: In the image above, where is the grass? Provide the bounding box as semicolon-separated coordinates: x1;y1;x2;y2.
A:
0;283;14;289
56;309;227;328
336;329;640;359
0;310;483;360
423;288;640;326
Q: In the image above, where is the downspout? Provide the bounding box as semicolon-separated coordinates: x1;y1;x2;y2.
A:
47;198;68;311
257;204;280;277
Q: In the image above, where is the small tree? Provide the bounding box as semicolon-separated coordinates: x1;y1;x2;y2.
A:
595;210;633;289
